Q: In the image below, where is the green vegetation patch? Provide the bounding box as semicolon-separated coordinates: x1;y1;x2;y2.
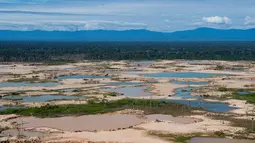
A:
217;87;255;103
147;131;203;143
0;99;201;118
232;92;255;104
6;77;57;83
218;87;230;92
1;42;255;62
210;114;255;133
217;87;253;92
147;131;231;143
103;92;119;97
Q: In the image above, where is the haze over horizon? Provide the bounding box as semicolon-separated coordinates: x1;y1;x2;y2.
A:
0;0;255;32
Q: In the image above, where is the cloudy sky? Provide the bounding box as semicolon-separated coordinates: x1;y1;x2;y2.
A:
0;0;254;32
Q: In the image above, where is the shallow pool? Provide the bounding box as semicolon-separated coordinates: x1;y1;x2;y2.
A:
174;87;198;99
164;99;236;112
57;74;109;80
0;106;22;111
142;72;227;78
104;86;152;97
171;81;209;85
0;82;59;87
170;86;236;112
236;91;249;95
2;94;83;102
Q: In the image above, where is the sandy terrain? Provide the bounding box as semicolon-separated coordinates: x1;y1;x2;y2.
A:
138;115;243;134
145;114;201;124
202;98;255;115
150;83;186;96
190;137;255;143
0;60;255;142
0;82;104;93
44;129;170;143
214;79;255;89
10;114;144;132
227;99;255;115
0;114;19;130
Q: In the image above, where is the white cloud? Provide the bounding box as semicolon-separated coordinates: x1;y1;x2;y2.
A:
244;16;255;25
0;20;147;31
202;16;232;24
0;0;254;31
83;20;147;30
164;19;170;23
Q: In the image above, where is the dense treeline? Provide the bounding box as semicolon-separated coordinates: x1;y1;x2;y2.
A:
0;41;255;62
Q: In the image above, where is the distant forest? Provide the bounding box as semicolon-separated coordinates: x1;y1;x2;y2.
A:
0;41;255;62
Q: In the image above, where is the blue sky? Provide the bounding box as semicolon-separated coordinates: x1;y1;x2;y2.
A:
0;0;254;32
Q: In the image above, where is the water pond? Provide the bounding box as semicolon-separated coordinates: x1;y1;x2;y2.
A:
171;81;209;85
236;91;249;95
164;99;236;112
142;72;228;78
2;94;83;102
104;86;152;97
0;82;59;87
0;106;22;111
170;86;236;112
174;87;199;99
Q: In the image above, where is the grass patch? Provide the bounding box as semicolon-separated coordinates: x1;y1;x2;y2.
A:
214;131;226;137
232;92;255;103
175;136;193;143
7;92;24;96
221;92;255;104
147;131;203;143
73;89;81;92
215;65;225;70
147;131;231;143
210;114;255;133
6;77;57;83
217;87;254;93
0;99;201;118
218;87;230;92
103;92;119;97
217;87;255;103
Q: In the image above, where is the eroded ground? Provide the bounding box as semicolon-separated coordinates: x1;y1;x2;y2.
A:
0;60;255;143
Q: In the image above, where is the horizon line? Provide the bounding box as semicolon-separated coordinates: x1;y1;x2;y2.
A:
0;27;255;33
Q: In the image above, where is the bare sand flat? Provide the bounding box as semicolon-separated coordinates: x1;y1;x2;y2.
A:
138;115;243;134
151;83;186;96
11;114;143;131
45;129;170;143
1;129;47;137
145;114;201;124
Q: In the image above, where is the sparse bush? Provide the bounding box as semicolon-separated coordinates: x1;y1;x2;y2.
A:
214;131;226;137
103;92;119;97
